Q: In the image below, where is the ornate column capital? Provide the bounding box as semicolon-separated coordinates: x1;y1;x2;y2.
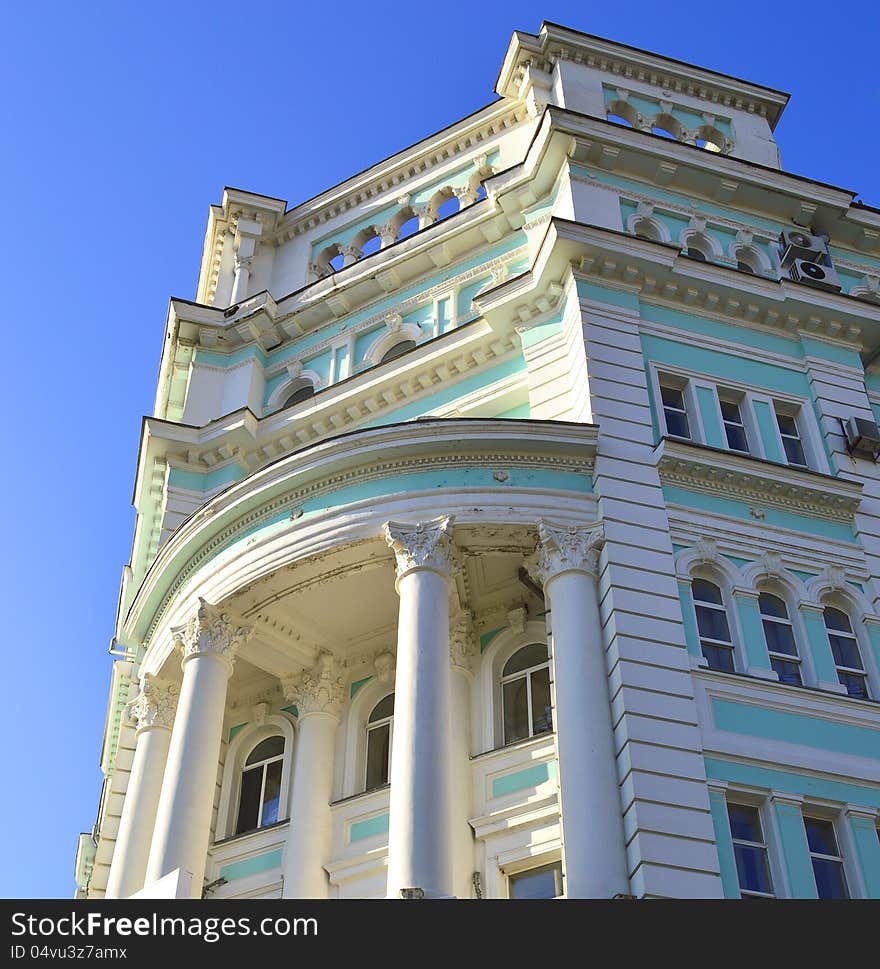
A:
383;516;455;583
174;598;253;673
525;519;605;586
127;674;178;733
281;651;346;720
450;611;477;673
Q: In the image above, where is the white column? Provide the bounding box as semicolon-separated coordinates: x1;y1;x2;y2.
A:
145;599;252;897
280;651;345;899
229;254;252;304
383;516;455;899
449;611;477;899
526;519;630;898
104;676;178;899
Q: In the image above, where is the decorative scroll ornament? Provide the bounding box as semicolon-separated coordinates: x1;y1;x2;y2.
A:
525;519;605;585
281;651;346;719
759;550;783;578
127;675;178;732
174;598;253;671
373;650;396;686
817;564;847;592
450;611;477;672
694;536;720;566
383;516;455;579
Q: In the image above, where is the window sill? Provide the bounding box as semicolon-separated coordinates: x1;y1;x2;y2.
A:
692;664;879;708
655;437;862;523
473;731;557;761
212;817;289;849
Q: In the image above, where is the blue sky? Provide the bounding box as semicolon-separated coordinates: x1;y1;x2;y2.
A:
1;0;876;898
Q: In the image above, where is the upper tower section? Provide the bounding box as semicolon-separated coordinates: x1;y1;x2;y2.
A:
496;21;789;169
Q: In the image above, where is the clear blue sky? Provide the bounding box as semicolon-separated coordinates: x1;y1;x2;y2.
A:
1;0;876;898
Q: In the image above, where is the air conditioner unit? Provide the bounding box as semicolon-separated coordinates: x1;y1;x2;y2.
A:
790;258;841;292
844;417;880;457
779;228;827;266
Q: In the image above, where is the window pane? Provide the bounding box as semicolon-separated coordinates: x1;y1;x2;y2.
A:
702;643;735;673
781;435;807;466
759;594;788;620
812;858;848;899
763;619;798;656
660;385;684;409
775;412;798;437
725;424;749;452
245;736;284;765
728;804;762;842
369;693;395;723
734;844;773;895
823;608;852;634
503;677;530;744
805;818;839;856
664;410;690;438
235;767;262;835
503;643;548;676
771;657;803;686
838;671;869;699
719;400;741;423
692;579;723;605
695;604;731;642
828;634;863;670
261;759;283;827
365;723;391;790
530;666;553;736
380;339;416;363
509;864;562;899
283;384;315;408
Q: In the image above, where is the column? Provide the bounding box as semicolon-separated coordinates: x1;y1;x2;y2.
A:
229;254;252;304
280;651;346;899
525;519;630;898
104;676;178;899
770;792;816;898
449;611;477;899
845;805;880;898
145;598;252;897
382;515;455;899
732;588;777;679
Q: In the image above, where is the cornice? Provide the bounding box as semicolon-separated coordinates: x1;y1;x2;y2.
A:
497;23;789;125
124;418;598;645
656;438;862;523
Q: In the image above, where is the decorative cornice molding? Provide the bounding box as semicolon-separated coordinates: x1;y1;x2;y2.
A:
173;598;253;672
525;518;605;584
657;443;862;524
280;651;346;719
383;515;456;580
126;675;178;733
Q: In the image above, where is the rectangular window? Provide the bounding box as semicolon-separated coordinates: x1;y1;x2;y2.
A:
804;817;849;899
508;862;563;899
692;578;736;673
719;396;750;454
727;803;774;898
775;407;808;467
824;608;870;699
660;381;691;440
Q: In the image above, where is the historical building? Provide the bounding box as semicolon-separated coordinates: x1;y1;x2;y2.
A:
75;21;880;900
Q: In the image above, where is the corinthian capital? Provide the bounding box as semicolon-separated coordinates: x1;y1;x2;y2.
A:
525;519;605;586
127;675;178;732
174;598;253;671
383;516;455;580
450;611;477;672
281;651;346;720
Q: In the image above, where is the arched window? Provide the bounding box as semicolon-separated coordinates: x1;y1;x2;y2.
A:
692;579;735;672
633;219;662;242
653;125;677;139
328;252;345;272
823;607;869;699
501;643;552;744
365;693;394;791
235;736;285;835
687;243;708;261
759;592;802;685
380;339;416;364
282;383;315;408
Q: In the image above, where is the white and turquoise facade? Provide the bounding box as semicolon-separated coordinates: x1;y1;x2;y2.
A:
75;21;880;900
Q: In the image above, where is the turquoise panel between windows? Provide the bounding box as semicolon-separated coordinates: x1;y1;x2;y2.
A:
848;816;880;898
711;698;880;759
799;607;841;685
695;386;724;449
752;400;784;463
732;593;773;673
772;801;817;898
492;760;557;797
677;581;702;659
219;848;284;882
350;814;390;843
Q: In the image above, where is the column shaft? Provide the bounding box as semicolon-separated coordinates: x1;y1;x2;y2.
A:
450;666;475;899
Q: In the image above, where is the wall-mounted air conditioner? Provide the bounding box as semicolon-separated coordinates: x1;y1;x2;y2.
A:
789;258;841;292
779;228;828;267
844;417;880;458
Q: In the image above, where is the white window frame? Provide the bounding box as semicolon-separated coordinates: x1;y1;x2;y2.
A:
822;605;872;700
757;589;805;687
772;400;821;471
651;367;703;443
716;387;759;456
726;799;776;898
803;813;851;899
235;738;286;836
507;860;564;899
499;645;553;746
364;695;394;792
690;573;742;674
